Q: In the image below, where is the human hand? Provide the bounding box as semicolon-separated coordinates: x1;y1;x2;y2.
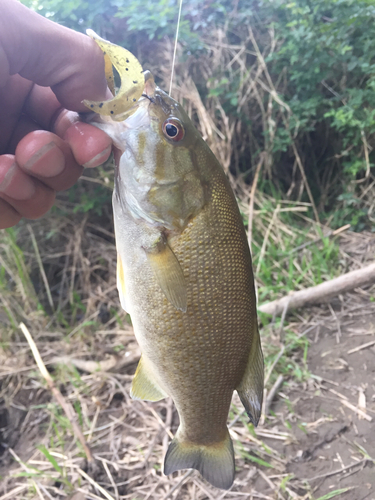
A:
0;0;113;229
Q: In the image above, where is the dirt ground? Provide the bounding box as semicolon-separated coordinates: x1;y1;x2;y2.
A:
262;296;375;500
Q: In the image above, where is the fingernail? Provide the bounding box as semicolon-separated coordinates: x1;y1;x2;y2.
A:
0;163;36;200
23;142;65;177
83;145;112;169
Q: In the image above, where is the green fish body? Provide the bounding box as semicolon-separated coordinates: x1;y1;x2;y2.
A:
85;34;263;489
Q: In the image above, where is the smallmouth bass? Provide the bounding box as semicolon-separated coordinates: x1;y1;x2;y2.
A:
84;31;264;490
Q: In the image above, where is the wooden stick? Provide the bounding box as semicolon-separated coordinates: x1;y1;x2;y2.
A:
248;153;265;248
341;399;372;422
347;339;375;354
327;387;372;422
303;459;367;482
77;468;115;500
264;375;284;416
0;485;28;500
259;262;375;316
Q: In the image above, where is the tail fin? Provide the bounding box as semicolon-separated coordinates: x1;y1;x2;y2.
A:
164;430;234;490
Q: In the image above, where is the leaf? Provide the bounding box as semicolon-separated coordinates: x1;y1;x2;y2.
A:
316;488;353;500
37;445;63;475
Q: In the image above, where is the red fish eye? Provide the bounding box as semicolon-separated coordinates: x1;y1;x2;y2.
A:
162;118;185;142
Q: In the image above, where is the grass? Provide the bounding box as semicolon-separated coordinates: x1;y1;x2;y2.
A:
244;193;343;304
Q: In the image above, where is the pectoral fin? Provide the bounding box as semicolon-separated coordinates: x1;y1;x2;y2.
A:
236;326;264;426
145;241;187;312
130;356;167;401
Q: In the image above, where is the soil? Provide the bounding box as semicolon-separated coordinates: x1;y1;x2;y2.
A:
260;297;375;500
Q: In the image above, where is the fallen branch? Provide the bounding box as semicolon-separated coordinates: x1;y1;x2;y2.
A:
341;398;372;422
303;459;367;482
347;339;375;355
259;262;375;317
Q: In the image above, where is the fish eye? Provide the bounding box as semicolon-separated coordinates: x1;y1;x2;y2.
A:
162;118;185;142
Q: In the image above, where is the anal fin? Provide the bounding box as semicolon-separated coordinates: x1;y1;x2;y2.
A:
145;239;187;312
236;326;264;426
130;355;167;402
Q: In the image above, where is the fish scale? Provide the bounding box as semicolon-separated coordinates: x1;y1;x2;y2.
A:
123;168;255;444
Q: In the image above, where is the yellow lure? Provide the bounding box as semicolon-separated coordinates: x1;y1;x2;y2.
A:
83;29;144;119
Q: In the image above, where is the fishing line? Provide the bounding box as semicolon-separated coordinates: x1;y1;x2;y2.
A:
169;0;183;97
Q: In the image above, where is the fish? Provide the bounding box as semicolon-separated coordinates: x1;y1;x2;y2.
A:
84;31;264;490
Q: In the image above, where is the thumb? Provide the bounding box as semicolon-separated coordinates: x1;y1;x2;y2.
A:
0;0;109;112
